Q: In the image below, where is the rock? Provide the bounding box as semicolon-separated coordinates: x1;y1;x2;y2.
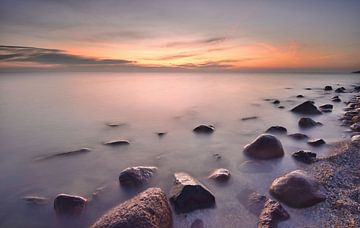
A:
292;150;317;164
54;194;87;215
90;188;172;228
350;122;360;132
191;219;204;228
324;86;333;91
106;122;126;127
298;117;322;128
269;170;326;208
319;104;333;113
265;126;287;134
169;172;215;213
351;135;360;146
259;198;290;228
243;134;284;159
193;124;215;134
331;96;341;102
296;95;304;98
287;133;309;140
307;139;326;146
335;87;346;93
156;132;167;137
35;148;91;161
273;100;280;104
119;166;157;186
305;87;312;90
23;196;47;205
208;168;230;182
278;106;285;109
212;153;222;160
238;189;267;215
352;115;360;124
104;140;130;146
290;101;322;115
241;116;258;121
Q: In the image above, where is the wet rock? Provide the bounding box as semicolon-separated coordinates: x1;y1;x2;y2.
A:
307;139;326;146
35;148;91;161
273;100;280;104
298;117;322;129
90;188;172;228
278;106;285;109
352;115;360;124
193;124;215;134
208;168;230;182
104;139;130;146
241;116;258;121
106;122;126;127
287;133;309;140
269;170;326;208
290;101;322;115
305;87;312;90
335;87;346;93
319;104;333;113
324;86;333;91
350;122;360;132
156;132;167;137
331;96;341;102
351;135;360;146
119;166;157;186
265;126;287;134
23;196;47;205
259;198;290;228
169;172;215;213
296;95;304;98
243;134;284;159
54;194;87;215
292;150;317;164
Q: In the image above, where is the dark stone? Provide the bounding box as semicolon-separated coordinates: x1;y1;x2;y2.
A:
208;168;230;182
273;100;280;104
191;219;204;228
319;104;333;110
104;140;130;146
307;139;326;146
23;196;47;205
193;124;215;134
305;88;312;90
335;87;346;93
278;106;285;109
290;101;322;115
269;170;326;208
259;199;290;228
119;166;157;186
292;150;317;164
331;96;341;102
287;133;309;140
296;95;304;98
243;134;284;159
169;172;215;213
265;126;287;134
351;123;360;132
156;132;167;137
241;116;258;121
35;148;91;161
324;86;333;91
298;117;322;129
90;188;172;228
54;194;87;215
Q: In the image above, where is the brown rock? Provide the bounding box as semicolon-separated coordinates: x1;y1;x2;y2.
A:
243;134;284;159
290;101;322;115
208;168;230;182
258;199;290;228
54;194;87;215
119;166;157;186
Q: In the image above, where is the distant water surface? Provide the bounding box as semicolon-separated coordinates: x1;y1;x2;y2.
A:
0;72;358;227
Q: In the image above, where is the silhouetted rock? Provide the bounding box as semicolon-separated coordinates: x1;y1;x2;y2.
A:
324;86;333;91
273;100;280;104
319;104;333;113
269;170;326;208
287;133;309;140
243;134;284;159
156;132;167;137
296;95;304;98
307;139;326;146
352;71;360;74
265;126;287;134
193;124;215;134
335;87;346;93
292;150;317;164
259;198;290;228
90;188;172;228
169;172;215;213
291;101;322;115
208;168;230;182
119;166;157;186
104;139;130;146
54;194;87;215
331;96;341;102
278;106;285;109
298;117;322;129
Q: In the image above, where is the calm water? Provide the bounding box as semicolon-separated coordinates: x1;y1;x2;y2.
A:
0;72;358;227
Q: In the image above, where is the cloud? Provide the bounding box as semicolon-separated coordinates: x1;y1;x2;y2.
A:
0;45;134;65
164;37;226;48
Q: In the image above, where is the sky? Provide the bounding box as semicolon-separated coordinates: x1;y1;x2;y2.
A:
0;0;360;73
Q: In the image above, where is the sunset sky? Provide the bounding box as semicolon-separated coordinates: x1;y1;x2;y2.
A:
0;0;359;72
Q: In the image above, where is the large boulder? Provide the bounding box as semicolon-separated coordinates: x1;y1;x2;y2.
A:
193;124;215;134
298;117;322;129
91;188;172;228
54;194;87;215
265;126;287;134
119;166;157;186
290;101;322;115
269;170;326;208
169;172;215;213
243;134;284;159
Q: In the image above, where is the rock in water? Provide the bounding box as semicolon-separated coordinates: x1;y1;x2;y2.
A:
290;101;322;115
292;150;317;164
119;166;157;186
265;126;287;134
331;96;341;102
335;87;346;93
169;172;215;213
298;117;322;128
324;85;333;91
243;134;284;159
287;133;309;140
307;139;326;147
259;199;290;228
319;104;333;113
269;170;326;208
193;124;215;134
350;123;360;132
23;196;48;205
90;188;172;228
208;168;231;182
272;100;280;104
103;140;130;146
54;194;87;215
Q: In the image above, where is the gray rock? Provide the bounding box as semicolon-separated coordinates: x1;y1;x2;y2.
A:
265;126;287;134
208;168;230;182
119;166;157;186
298;117;322;129
169;172;215;213
193;124;215;134
91;188;172;228
243;134;284;159
54;194;87;215
332;96;341;102
287;133;309;140
291;101;322;115
292;150;317;164
104;139;130;146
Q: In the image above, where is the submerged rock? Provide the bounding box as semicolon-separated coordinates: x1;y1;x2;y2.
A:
307;139;326;147
287;133;309;140
156;132;167;137
324;86;333;91
169;172;215;213
119;166;157;186
23;196;48;205
296;95;304;98
241;116;258;121
335;87;346;93
243;134;284;159
90;188;172;228
269;170;326;208
290;101;322;115
331;96;341;102
298;117;322;129
265;126;287;134
319;104;333;113
193;124;215;134
35;148;91;161
238;160;274;173
54;194;87;215
292;150;317;164
273;100;280;104
103;139;130;146
208;168;230;182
